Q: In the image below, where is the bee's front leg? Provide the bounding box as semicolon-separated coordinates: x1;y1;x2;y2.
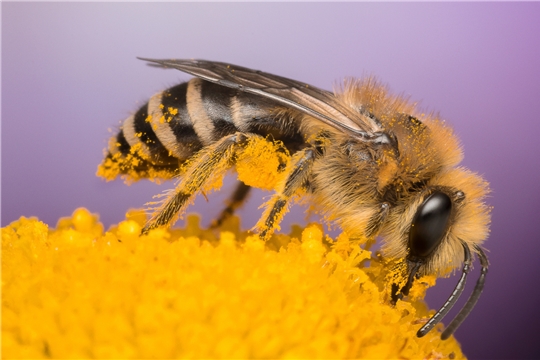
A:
256;147;316;240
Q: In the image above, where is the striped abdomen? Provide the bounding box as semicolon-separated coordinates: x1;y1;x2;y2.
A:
98;78;304;182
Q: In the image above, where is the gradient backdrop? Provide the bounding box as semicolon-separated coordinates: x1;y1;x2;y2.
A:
3;3;540;359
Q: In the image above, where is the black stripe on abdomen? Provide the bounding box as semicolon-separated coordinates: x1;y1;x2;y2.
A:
160;83;203;158
115;131;131;156
200;80;239;139
127;103;177;165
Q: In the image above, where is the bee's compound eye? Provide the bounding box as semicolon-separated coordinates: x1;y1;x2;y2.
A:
408;191;452;259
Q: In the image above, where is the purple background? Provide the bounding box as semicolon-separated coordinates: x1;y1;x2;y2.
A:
3;3;540;359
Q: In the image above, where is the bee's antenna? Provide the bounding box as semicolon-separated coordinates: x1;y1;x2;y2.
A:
416;243;472;337
441;246;488;340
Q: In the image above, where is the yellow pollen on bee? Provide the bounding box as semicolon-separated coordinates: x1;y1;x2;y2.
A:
235;138;290;190
96;139;177;183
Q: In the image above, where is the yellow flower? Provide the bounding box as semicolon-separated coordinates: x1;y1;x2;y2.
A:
2;208;464;359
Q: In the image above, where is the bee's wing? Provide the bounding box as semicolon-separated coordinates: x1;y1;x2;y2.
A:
138;58;385;141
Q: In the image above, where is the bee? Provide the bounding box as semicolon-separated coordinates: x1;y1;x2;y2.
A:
98;58;491;339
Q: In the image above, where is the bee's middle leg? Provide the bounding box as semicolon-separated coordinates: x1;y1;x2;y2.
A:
256;147;316;240
142;132;251;234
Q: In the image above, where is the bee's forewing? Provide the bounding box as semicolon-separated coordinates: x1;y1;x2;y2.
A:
138;58;383;141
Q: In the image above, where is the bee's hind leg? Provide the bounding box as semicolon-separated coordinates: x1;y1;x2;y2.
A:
210;181;252;229
141;132;251;235
256;147;316;240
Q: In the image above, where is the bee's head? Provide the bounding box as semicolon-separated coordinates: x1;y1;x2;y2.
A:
381;168;491;339
382;167;490;273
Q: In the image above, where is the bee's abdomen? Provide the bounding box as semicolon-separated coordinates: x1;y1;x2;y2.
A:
101;78;304;181
109;78;242;164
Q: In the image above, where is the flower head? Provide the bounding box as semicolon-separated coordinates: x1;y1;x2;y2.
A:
2;208;464;359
